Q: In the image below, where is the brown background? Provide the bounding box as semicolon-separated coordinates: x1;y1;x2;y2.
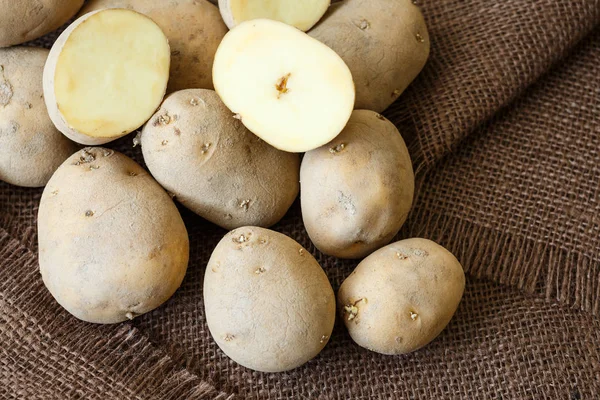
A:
2;0;600;398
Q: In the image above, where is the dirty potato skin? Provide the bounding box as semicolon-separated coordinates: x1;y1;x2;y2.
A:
141;89;300;230
0;47;78;187
300;110;414;259
309;0;430;112
0;0;84;47
38;148;189;324
80;0;228;92
204;227;336;372
338;238;465;355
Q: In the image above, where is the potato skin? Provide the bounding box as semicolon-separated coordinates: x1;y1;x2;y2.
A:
0;0;84;47
338;238;465;355
300;110;414;259
38;148;189;324
309;0;430;112
204;227;336;372
141;89;300;230
0;47;78;187
80;0;227;93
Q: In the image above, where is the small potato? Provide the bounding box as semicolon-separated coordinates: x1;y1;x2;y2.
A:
44;9;170;145
204;227;336;372
213;19;355;153
0;0;84;47
300;110;414;259
80;0;227;92
0;47;78;187
338;238;465;355
219;0;330;32
141;89;300;230
309;0;430;112
38;148;189;324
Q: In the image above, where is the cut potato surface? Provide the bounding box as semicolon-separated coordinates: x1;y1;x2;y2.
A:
219;0;330;31
43;9;170;145
213;19;355;153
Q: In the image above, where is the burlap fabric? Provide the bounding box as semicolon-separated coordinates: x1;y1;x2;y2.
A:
2;0;600;398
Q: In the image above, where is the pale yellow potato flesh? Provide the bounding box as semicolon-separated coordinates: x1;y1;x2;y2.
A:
219;0;330;31
44;9;170;145
213;19;355;153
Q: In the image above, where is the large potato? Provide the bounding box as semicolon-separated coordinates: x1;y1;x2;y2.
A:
141;89;300;230
0;0;84;47
38;148;189;324
309;0;430;112
213;19;355;152
338;238;465;355
43;9;170;145
204;227;336;372
0;47;77;187
80;0;227;93
300;110;414;259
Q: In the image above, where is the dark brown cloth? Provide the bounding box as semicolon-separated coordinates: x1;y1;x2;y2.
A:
2;0;600;398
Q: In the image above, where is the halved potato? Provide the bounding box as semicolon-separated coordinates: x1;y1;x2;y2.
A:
213;19;355;153
43;9;170;145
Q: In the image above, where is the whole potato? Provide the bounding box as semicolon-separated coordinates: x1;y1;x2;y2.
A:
309;0;430;112
0;47;78;187
141;89;300;230
300;110;414;259
0;0;84;47
338;238;465;355
80;0;228;93
38;148;189;324
204;227;336;372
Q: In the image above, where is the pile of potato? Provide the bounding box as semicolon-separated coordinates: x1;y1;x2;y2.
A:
0;0;466;372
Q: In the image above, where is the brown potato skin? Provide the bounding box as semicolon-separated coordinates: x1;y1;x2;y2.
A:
0;0;84;47
38;148;189;324
204;227;336;372
338;238;465;355
300;110;414;259
309;0;430;112
141;89;300;230
0;47;78;187
80;0;227;92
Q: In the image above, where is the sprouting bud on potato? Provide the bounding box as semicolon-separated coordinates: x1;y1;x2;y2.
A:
141;89;300;230
79;0;227;93
38;148;189;324
204;227;336;372
43;9;171;145
0;47;78;187
213;18;355;153
338;238;465;355
218;0;330;32
0;0;84;48
309;0;430;112
300;110;414;259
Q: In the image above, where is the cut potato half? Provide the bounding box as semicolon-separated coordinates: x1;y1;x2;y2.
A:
219;0;330;31
213;19;354;153
43;9;170;145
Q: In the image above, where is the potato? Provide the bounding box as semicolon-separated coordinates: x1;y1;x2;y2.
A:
309;0;430;112
0;47;78;187
141;89;299;230
204;227;335;372
79;0;227;93
0;1;84;47
43;9;170;145
300;110;414;259
38;148;189;324
338;238;465;355
219;0;330;32
213;19;355;153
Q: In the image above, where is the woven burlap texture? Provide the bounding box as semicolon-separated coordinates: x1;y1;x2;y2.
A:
2;0;600;398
